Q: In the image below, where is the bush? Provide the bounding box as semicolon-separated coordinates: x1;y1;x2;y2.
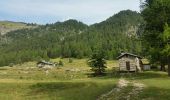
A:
19;76;23;79
69;58;73;63
59;60;64;66
9;63;14;67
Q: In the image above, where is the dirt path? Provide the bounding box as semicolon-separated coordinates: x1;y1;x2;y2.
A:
97;78;145;100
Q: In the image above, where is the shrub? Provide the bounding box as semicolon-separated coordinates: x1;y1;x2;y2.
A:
69;58;73;63
9;63;14;67
59;60;64;66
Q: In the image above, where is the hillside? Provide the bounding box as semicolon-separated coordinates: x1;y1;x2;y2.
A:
91;10;143;36
0;21;37;35
0;10;143;66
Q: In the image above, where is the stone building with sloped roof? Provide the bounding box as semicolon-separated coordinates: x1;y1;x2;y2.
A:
117;53;143;72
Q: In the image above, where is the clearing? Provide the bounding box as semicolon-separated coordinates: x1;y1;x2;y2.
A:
0;58;169;100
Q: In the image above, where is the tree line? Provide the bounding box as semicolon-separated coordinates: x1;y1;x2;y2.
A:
0;10;143;67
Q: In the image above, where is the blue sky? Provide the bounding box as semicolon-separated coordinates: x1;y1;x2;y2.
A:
0;0;140;25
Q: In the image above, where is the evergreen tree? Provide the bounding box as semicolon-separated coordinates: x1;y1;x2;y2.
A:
141;0;170;75
88;50;107;75
162;24;170;74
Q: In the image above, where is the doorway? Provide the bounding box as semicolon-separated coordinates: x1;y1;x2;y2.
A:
126;61;130;71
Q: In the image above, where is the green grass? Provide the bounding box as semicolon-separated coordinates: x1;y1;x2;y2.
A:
131;71;170;100
0;79;117;100
0;58;170;100
0;58;118;100
30;80;117;100
116;71;170;100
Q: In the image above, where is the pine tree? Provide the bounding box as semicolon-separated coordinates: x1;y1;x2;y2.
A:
88;50;107;75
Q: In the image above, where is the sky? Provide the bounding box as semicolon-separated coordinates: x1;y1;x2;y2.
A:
0;0;140;25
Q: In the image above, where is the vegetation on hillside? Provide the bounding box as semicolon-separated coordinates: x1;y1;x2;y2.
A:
0;10;143;67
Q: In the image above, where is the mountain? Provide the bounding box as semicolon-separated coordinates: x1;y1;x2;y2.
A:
0;21;37;35
91;10;143;36
0;10;144;66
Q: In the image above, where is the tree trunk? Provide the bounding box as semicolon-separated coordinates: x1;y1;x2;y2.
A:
168;64;170;77
160;64;166;72
168;59;170;76
98;66;102;75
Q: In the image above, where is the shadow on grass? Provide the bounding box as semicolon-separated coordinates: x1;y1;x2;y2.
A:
85;71;169;80
85;72;121;79
0;68;8;70
29;82;99;95
28;81;114;100
139;86;170;100
30;82;91;92
127;71;169;80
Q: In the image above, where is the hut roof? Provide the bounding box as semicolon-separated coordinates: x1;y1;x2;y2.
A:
37;60;54;65
117;52;142;59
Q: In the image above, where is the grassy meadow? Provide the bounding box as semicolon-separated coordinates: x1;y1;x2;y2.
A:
0;21;36;35
0;58;118;100
0;58;169;100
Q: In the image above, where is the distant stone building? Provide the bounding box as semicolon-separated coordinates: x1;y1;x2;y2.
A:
117;53;143;72
143;64;151;71
37;60;56;68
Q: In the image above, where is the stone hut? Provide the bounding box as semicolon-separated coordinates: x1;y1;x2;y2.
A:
37;60;56;68
117;53;143;72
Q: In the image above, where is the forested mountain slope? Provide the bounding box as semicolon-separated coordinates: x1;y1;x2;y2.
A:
91;10;142;36
0;10;143;66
